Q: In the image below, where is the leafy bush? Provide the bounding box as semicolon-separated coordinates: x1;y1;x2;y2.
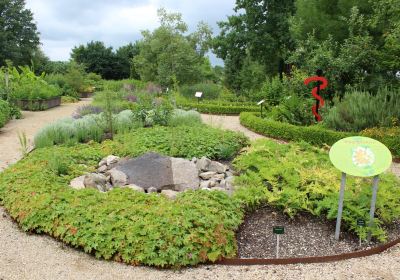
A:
110;126;249;161
324;87;400;132
0;141;245;267
169;109;202;127
233;140;400;241
240;112;354;146
360;127;400;158
0;99;11;128
61;96;79;103
131;94;173;127
180;83;221;100
268;95;315;126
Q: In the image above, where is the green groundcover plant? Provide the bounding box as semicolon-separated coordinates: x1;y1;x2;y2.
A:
0;99;11;128
233;140;400;242
0;132;398;267
0;127;248;267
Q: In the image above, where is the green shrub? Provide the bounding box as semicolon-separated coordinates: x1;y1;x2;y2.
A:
168;109;202;127
268;95;315;126
233;140;400;241
360;127;400;158
0;99;11;128
177;100;259;115
109;126;249;161
180;83;221;100
324;87;400;132
240;112;354;146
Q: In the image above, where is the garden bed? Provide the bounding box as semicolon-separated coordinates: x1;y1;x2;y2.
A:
14;96;61;111
237;205;400;259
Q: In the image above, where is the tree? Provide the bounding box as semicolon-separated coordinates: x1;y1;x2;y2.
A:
71;41;118;79
115;42;140;79
0;0;40;66
213;0;295;92
133;8;212;87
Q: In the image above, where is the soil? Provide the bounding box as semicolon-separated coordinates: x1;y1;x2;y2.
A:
237;205;400;259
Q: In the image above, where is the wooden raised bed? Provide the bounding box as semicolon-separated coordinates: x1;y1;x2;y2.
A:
79;92;94;98
15;96;61;111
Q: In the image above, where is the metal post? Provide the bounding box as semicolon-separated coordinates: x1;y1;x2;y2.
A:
260;104;263;118
335;172;347;240
276;234;280;258
367;175;379;242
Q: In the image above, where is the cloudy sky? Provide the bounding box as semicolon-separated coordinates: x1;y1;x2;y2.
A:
25;0;236;65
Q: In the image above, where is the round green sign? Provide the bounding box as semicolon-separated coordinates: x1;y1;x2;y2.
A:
329;136;392;177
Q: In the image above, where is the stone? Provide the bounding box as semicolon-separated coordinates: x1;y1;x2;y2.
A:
218;179;227;189
106;155;120;166
98;159;107;167
199;171;217;180
115;153;172;191
106;168;127;186
211;173;225;181
147;187;158;193
191;157;197;163
105;183;113;191
200;180;211;188
209;179;217;188
83;173;107;190
70;175;86;190
225;176;234;188
124;184;145;193
170;157;200;191
97;165;108;173
208;161;227;173
196;157;211;171
225;171;234;177
161;190;179;199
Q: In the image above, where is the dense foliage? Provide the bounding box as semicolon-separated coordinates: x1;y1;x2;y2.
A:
233;140;400;241
0;99;11;128
323;88;400;132
0;141;245;267
180;83;222;100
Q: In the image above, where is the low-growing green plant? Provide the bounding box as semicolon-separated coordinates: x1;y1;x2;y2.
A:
168;109;202;127
49;154;69;176
233;139;400;241
17;131;29;157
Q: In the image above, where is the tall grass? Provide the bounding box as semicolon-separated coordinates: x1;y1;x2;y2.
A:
168;109;202;127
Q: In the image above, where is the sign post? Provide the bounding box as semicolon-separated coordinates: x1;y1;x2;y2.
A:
257;99;265;118
195;92;203;104
329;136;392;241
273;226;284;258
357;219;366;246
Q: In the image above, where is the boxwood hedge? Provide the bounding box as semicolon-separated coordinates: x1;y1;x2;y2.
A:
240;112;400;158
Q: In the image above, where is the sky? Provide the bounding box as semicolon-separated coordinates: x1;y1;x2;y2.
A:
25;0;236;65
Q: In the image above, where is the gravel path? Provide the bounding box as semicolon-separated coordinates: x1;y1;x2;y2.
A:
0;111;399;279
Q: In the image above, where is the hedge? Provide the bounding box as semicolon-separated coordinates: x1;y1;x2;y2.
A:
240;112;400;158
177;101;259;115
240;112;355;146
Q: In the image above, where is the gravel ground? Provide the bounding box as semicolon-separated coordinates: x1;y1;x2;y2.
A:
237;206;400;259
0;111;399;279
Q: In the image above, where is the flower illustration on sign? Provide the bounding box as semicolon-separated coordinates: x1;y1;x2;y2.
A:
352;146;375;167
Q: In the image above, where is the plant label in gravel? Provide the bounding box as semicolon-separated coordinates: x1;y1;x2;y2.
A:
273;226;285;234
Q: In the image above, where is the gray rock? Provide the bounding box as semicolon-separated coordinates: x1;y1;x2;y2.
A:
106;168;127;186
70;175;86;190
115;153;172;191
225;176;234;188
199;171;217;180
196;157;211;171
218;179;227;189
191;157;198;163
105;183;113;191
83;173;107;190
147;187;158;193
124;184;145;193
209;179;217;188
97;165;108;173
208;161;227;173
200;180;211;188
106;155;120;166
98;159;107;167
212;173;225;181
225;171;234;177
170;157;200;191
161;190;179;199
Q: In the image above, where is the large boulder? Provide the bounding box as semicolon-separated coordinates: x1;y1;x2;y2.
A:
70;175;86;190
83;173;108;192
114;152;199;192
106;168;128;187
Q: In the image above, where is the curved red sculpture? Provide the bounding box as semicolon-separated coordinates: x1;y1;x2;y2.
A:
304;76;328;122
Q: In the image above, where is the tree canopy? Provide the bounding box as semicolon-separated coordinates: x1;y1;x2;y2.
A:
0;0;40;66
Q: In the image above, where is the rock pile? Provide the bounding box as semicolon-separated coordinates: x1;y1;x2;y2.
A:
70;153;235;199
